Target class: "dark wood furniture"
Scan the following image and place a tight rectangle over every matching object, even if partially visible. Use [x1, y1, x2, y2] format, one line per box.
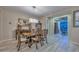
[16, 19, 32, 51]
[16, 19, 48, 51]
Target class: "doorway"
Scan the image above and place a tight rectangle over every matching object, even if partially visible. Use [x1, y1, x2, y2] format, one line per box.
[54, 16, 68, 36]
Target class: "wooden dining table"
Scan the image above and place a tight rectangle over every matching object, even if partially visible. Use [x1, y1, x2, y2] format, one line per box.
[19, 30, 38, 47]
[16, 29, 44, 51]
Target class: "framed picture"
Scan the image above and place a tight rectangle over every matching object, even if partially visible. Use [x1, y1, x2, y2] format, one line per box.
[73, 10, 79, 27]
[18, 18, 29, 25]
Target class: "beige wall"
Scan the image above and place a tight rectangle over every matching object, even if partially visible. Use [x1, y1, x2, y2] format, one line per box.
[0, 8, 37, 41]
[0, 9, 4, 41]
[0, 9, 2, 40]
[39, 16, 46, 29]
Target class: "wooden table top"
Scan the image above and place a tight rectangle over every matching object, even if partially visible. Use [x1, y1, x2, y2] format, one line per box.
[22, 32, 32, 36]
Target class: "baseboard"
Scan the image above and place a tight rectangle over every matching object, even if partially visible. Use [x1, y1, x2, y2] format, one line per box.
[0, 39, 14, 43]
[72, 41, 79, 46]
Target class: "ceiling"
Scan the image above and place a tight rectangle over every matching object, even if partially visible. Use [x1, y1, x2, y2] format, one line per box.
[0, 6, 76, 17]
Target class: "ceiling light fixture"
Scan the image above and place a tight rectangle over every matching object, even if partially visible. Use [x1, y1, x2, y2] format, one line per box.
[32, 6, 36, 9]
[32, 6, 38, 12]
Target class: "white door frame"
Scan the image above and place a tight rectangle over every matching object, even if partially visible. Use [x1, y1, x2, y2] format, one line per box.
[53, 15, 71, 41]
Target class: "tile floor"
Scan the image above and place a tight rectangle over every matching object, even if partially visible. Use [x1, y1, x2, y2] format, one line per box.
[0, 34, 79, 52]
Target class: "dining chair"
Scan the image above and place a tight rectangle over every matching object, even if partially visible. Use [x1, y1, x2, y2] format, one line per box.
[43, 29, 48, 44]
